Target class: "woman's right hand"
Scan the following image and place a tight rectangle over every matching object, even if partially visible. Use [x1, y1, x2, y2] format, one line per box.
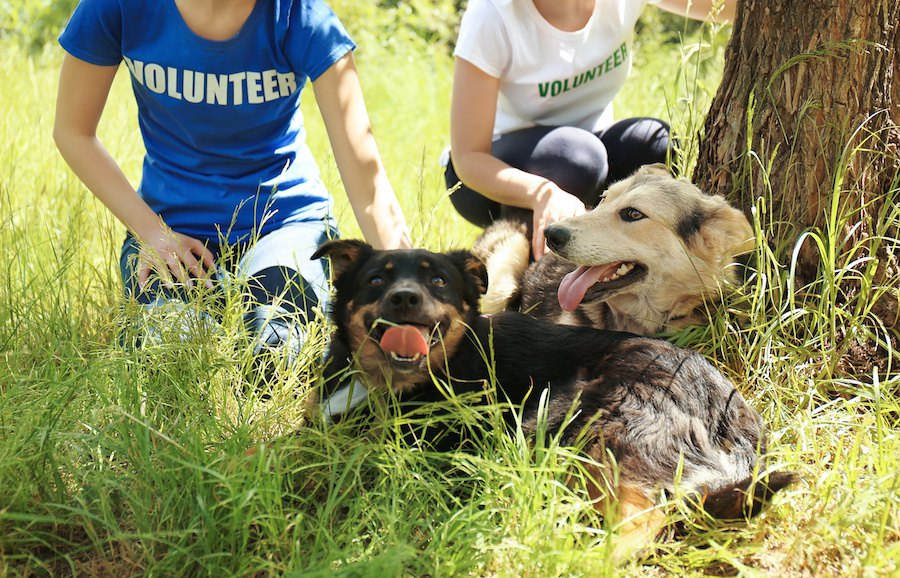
[448, 57, 587, 258]
[530, 181, 587, 260]
[54, 54, 217, 290]
[136, 226, 217, 290]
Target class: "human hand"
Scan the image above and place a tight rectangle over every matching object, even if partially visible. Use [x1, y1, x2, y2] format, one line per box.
[136, 226, 217, 290]
[531, 181, 587, 260]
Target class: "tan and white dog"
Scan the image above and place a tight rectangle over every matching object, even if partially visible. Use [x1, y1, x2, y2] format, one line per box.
[474, 164, 755, 335]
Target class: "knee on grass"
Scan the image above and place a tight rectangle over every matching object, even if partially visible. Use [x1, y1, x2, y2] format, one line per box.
[244, 304, 307, 362]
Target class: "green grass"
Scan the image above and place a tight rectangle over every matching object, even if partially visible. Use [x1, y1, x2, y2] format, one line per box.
[1, 18, 898, 577]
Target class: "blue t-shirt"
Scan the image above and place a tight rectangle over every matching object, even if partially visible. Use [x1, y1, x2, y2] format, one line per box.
[59, 0, 355, 243]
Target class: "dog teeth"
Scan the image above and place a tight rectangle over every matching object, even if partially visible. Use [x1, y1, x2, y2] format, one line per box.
[389, 352, 422, 363]
[601, 263, 635, 283]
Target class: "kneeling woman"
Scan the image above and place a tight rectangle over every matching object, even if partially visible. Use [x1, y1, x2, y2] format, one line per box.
[54, 0, 411, 380]
[445, 0, 734, 259]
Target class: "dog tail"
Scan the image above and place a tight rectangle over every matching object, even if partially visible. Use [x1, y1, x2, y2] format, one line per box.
[702, 471, 797, 520]
[472, 220, 530, 314]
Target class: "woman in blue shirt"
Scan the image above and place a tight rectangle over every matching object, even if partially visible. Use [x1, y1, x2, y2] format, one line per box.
[54, 0, 411, 378]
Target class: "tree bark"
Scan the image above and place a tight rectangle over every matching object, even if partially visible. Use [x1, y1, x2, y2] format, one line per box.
[693, 0, 899, 326]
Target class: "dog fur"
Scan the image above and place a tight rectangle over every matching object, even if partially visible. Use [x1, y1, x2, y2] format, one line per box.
[312, 240, 792, 554]
[473, 164, 754, 335]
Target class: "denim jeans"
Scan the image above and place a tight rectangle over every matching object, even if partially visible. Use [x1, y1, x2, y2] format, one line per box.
[119, 220, 337, 366]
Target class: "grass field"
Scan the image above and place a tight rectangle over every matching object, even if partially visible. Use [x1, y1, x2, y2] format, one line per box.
[0, 13, 898, 578]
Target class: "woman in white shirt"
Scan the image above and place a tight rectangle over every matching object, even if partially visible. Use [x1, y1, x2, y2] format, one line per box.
[446, 0, 735, 259]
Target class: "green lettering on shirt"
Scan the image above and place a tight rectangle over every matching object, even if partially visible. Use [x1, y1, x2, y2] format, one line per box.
[537, 42, 628, 99]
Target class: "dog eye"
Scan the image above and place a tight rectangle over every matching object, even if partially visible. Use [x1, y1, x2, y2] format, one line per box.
[369, 275, 384, 286]
[430, 275, 446, 287]
[620, 208, 646, 222]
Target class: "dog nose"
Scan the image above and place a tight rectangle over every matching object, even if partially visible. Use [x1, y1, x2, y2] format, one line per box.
[544, 224, 570, 252]
[388, 287, 422, 309]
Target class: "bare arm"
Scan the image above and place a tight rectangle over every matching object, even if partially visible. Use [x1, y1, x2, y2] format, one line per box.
[449, 57, 585, 259]
[655, 0, 736, 23]
[53, 53, 214, 287]
[313, 52, 411, 250]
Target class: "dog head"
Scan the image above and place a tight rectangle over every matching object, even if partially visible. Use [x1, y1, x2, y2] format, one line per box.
[312, 240, 487, 393]
[544, 164, 754, 329]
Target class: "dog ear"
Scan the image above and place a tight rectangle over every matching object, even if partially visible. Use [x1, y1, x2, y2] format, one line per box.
[636, 163, 671, 177]
[311, 239, 373, 283]
[692, 201, 755, 262]
[447, 250, 489, 296]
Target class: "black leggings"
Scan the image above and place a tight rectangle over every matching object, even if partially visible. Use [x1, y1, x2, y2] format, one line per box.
[446, 117, 670, 228]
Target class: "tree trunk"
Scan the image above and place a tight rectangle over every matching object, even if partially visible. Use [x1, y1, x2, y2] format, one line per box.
[693, 0, 899, 326]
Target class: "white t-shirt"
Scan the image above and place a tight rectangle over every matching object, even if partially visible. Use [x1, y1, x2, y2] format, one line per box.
[454, 0, 656, 138]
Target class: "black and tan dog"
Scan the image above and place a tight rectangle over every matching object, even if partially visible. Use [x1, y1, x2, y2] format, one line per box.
[311, 240, 792, 553]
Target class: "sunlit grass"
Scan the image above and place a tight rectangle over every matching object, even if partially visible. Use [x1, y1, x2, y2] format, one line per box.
[0, 17, 897, 577]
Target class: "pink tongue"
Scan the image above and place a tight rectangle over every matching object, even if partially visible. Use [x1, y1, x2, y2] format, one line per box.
[379, 325, 430, 357]
[557, 264, 620, 311]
